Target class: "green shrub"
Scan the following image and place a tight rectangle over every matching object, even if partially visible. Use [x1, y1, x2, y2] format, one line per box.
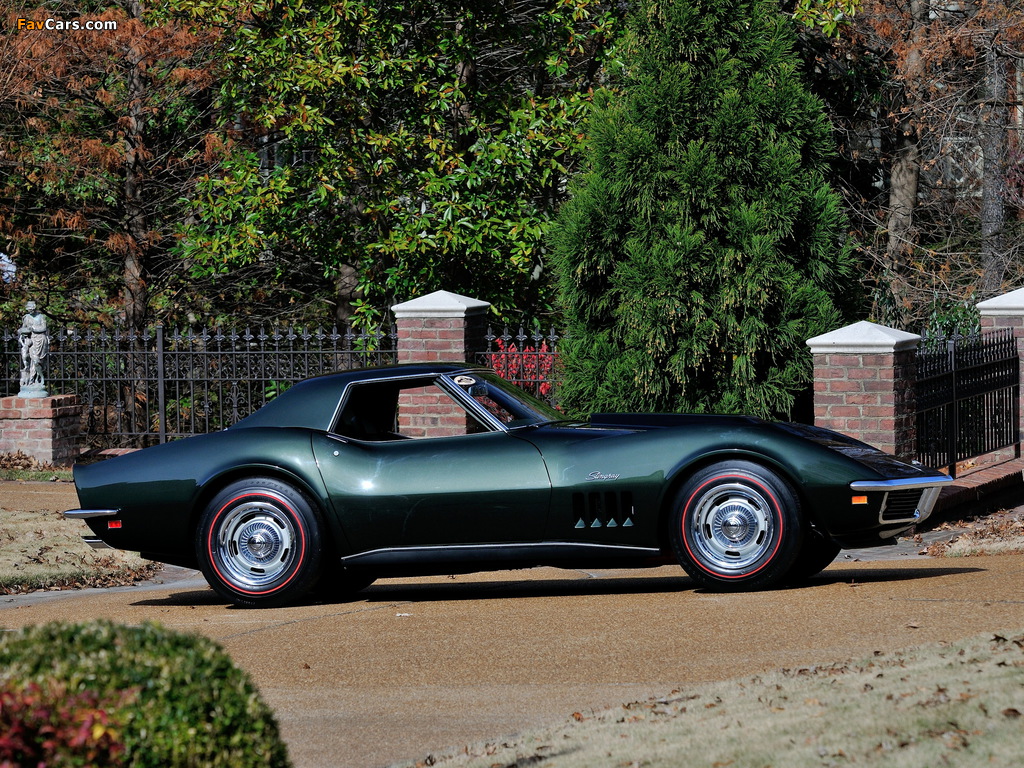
[0, 621, 291, 768]
[549, 0, 859, 420]
[0, 680, 127, 767]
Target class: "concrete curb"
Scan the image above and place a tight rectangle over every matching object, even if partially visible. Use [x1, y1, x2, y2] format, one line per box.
[932, 457, 1024, 515]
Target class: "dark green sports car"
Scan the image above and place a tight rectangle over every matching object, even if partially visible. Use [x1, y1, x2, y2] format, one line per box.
[65, 363, 951, 607]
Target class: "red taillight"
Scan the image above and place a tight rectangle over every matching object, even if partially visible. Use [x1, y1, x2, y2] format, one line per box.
[108, 520, 122, 529]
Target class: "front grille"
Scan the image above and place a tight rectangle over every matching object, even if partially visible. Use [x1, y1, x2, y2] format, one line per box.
[880, 489, 924, 523]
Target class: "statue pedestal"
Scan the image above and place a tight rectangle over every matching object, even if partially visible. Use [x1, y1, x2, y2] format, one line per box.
[0, 394, 83, 466]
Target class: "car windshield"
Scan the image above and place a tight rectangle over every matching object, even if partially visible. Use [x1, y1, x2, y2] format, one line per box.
[444, 371, 564, 428]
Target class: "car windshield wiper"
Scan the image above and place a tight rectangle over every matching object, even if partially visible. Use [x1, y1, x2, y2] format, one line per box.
[529, 418, 589, 428]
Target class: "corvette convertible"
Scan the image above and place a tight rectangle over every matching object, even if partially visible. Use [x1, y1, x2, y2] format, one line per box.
[65, 362, 951, 607]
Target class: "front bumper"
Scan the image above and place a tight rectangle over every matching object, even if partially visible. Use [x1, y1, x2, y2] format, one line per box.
[850, 475, 953, 531]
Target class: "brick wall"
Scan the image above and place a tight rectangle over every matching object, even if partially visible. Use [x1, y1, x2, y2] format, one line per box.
[397, 386, 475, 438]
[395, 317, 486, 365]
[811, 349, 916, 458]
[807, 321, 920, 460]
[392, 290, 491, 366]
[0, 394, 83, 466]
[391, 290, 492, 438]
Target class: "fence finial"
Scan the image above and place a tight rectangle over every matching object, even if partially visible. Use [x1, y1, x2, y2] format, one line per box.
[16, 300, 49, 398]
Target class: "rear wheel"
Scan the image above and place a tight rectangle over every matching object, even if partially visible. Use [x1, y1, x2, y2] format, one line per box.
[197, 478, 323, 608]
[670, 461, 804, 591]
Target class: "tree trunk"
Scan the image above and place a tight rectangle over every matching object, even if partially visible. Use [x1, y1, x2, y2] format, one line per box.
[979, 39, 1009, 294]
[452, 20, 476, 152]
[334, 263, 362, 325]
[122, 0, 149, 334]
[885, 0, 928, 273]
[887, 134, 920, 266]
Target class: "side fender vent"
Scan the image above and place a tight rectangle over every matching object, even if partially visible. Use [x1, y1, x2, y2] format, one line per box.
[573, 491, 635, 530]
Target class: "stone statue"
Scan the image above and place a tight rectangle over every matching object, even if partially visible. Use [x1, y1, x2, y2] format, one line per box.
[17, 301, 49, 397]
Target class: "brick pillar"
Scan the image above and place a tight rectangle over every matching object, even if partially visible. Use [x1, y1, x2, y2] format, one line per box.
[978, 287, 1024, 443]
[392, 290, 491, 364]
[391, 290, 491, 437]
[806, 321, 920, 460]
[0, 394, 83, 466]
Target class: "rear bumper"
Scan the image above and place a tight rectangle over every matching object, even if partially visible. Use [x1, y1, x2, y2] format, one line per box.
[64, 509, 119, 549]
[63, 509, 119, 519]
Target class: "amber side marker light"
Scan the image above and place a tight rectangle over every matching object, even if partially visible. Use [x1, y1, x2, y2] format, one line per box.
[851, 496, 869, 505]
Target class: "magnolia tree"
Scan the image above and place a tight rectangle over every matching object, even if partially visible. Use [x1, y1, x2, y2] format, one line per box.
[168, 0, 624, 326]
[550, 0, 859, 420]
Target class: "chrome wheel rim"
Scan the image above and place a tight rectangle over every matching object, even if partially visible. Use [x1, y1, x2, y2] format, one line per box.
[214, 501, 297, 589]
[687, 481, 776, 574]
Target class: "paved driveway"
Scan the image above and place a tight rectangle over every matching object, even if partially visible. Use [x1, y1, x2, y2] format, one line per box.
[6, 553, 1024, 767]
[5, 482, 1024, 767]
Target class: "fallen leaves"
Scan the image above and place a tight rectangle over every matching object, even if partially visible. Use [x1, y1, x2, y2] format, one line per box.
[925, 509, 1024, 557]
[0, 451, 57, 472]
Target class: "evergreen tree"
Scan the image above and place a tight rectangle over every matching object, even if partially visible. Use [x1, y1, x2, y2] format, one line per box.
[550, 0, 859, 420]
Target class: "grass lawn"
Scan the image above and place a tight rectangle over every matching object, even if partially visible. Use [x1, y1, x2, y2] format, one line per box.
[401, 629, 1024, 768]
[0, 462, 156, 594]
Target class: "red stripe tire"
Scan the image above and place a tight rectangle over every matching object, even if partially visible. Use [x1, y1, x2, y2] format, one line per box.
[197, 478, 323, 608]
[669, 460, 804, 591]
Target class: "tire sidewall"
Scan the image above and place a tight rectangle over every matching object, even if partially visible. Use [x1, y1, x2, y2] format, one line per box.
[197, 478, 323, 607]
[670, 461, 803, 590]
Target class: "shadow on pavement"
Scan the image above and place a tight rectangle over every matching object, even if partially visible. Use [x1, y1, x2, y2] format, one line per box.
[361, 574, 693, 603]
[128, 564, 986, 608]
[807, 565, 985, 586]
[131, 589, 223, 607]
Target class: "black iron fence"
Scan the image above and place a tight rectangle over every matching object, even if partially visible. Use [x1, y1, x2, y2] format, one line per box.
[915, 328, 1020, 476]
[477, 324, 563, 406]
[1, 324, 396, 447]
[17, 314, 1018, 471]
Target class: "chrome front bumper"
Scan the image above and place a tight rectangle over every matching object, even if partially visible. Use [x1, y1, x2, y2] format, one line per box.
[850, 476, 953, 527]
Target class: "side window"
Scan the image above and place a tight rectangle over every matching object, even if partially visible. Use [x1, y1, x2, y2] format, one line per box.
[334, 378, 490, 441]
[333, 382, 400, 440]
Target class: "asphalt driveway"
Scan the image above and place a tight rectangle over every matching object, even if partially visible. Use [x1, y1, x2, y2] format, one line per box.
[4, 483, 1024, 767]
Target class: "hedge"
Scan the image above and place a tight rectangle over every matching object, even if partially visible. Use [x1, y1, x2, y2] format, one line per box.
[0, 621, 291, 768]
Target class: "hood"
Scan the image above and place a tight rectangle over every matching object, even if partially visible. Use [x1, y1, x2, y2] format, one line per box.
[772, 421, 944, 479]
[588, 413, 763, 430]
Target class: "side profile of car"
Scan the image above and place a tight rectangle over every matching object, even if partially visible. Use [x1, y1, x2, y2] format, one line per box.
[65, 363, 952, 607]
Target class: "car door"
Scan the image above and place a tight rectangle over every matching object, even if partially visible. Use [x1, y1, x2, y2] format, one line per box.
[310, 376, 551, 553]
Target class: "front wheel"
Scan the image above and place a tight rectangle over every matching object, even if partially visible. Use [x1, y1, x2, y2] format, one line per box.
[197, 478, 323, 608]
[670, 461, 804, 591]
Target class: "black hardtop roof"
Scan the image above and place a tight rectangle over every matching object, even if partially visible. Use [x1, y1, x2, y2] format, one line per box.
[230, 362, 489, 431]
[309, 360, 486, 382]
